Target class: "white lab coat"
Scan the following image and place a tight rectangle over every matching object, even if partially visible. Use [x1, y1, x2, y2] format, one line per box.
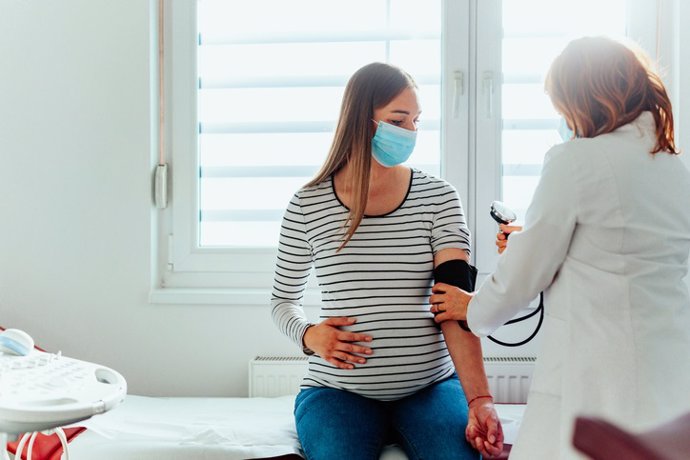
[468, 112, 690, 459]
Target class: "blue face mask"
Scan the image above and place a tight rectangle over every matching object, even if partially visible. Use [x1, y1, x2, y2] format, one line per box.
[557, 117, 574, 142]
[371, 120, 417, 167]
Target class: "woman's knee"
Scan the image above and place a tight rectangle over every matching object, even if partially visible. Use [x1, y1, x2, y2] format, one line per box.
[294, 387, 388, 460]
[390, 377, 477, 459]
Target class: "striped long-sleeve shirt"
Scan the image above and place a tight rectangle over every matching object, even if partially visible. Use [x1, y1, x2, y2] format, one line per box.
[270, 169, 471, 401]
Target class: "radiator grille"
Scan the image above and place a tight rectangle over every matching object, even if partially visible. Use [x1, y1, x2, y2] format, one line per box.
[249, 355, 535, 403]
[248, 356, 309, 397]
[484, 356, 535, 403]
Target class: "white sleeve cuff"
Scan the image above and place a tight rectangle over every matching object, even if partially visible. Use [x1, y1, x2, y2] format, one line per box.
[467, 296, 501, 337]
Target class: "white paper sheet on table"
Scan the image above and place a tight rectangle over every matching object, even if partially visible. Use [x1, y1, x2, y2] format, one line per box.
[66, 395, 523, 460]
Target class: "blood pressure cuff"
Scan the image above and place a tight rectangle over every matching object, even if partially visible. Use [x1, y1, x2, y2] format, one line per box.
[433, 259, 478, 332]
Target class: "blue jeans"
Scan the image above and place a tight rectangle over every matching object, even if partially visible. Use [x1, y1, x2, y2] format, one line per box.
[294, 375, 479, 460]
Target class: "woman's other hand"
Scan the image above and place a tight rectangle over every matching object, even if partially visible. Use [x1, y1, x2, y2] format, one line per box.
[303, 317, 373, 369]
[429, 284, 473, 322]
[496, 224, 523, 254]
[466, 399, 504, 457]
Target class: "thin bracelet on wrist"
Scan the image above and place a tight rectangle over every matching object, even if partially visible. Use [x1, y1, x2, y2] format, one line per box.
[467, 395, 493, 407]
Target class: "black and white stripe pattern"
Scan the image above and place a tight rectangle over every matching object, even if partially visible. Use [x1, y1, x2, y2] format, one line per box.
[271, 169, 471, 400]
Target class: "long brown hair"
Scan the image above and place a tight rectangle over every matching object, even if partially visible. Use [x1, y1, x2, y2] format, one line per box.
[306, 62, 417, 249]
[545, 36, 677, 154]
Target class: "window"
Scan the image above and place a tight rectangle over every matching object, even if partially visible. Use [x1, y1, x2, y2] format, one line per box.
[156, 0, 664, 302]
[196, 0, 443, 248]
[473, 0, 634, 271]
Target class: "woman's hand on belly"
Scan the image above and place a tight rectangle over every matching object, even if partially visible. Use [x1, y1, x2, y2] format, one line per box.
[303, 317, 373, 369]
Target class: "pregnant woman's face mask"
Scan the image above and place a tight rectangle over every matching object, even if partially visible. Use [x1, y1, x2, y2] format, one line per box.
[371, 120, 417, 167]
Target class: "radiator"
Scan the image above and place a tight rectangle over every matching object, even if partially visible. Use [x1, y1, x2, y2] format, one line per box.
[483, 356, 535, 404]
[249, 356, 535, 403]
[248, 356, 309, 398]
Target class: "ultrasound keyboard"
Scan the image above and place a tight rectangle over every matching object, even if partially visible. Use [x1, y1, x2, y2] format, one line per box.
[0, 349, 126, 434]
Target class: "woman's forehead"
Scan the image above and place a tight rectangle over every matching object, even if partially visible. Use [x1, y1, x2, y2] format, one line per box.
[377, 87, 421, 114]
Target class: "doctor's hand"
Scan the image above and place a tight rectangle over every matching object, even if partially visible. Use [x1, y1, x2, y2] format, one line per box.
[429, 283, 473, 322]
[496, 224, 522, 254]
[466, 399, 504, 458]
[303, 317, 373, 370]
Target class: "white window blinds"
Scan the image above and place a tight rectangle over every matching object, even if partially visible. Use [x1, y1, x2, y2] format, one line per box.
[498, 0, 627, 217]
[196, 0, 443, 247]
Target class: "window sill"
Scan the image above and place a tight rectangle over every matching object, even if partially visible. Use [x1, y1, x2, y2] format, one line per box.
[148, 287, 323, 306]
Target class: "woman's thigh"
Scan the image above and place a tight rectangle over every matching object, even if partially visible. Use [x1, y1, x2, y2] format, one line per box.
[389, 376, 479, 460]
[294, 386, 389, 460]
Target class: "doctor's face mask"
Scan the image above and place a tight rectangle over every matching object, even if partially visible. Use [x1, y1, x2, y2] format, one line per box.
[558, 117, 575, 142]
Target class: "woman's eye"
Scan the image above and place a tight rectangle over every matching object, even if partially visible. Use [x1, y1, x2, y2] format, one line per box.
[389, 120, 403, 126]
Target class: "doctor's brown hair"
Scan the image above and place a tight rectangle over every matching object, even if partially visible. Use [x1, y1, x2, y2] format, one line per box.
[545, 36, 678, 154]
[306, 62, 417, 249]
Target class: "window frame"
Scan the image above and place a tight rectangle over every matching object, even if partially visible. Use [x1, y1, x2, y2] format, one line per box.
[471, 0, 666, 275]
[153, 0, 469, 303]
[153, 0, 668, 304]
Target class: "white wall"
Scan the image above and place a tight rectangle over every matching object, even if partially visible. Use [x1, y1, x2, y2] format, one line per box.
[678, 1, 690, 162]
[0, 0, 299, 397]
[1, 1, 689, 397]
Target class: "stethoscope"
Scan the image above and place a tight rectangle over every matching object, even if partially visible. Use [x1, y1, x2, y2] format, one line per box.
[485, 201, 544, 347]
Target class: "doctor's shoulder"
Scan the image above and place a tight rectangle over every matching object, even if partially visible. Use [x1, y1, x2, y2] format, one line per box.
[544, 133, 607, 162]
[539, 140, 591, 180]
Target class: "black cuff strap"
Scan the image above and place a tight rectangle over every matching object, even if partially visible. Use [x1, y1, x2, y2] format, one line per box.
[433, 259, 477, 291]
[433, 259, 478, 332]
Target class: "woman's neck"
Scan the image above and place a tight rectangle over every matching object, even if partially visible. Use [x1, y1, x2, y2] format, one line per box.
[336, 162, 404, 192]
[334, 162, 411, 215]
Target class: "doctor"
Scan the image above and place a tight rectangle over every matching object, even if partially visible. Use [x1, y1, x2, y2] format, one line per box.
[430, 36, 690, 458]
